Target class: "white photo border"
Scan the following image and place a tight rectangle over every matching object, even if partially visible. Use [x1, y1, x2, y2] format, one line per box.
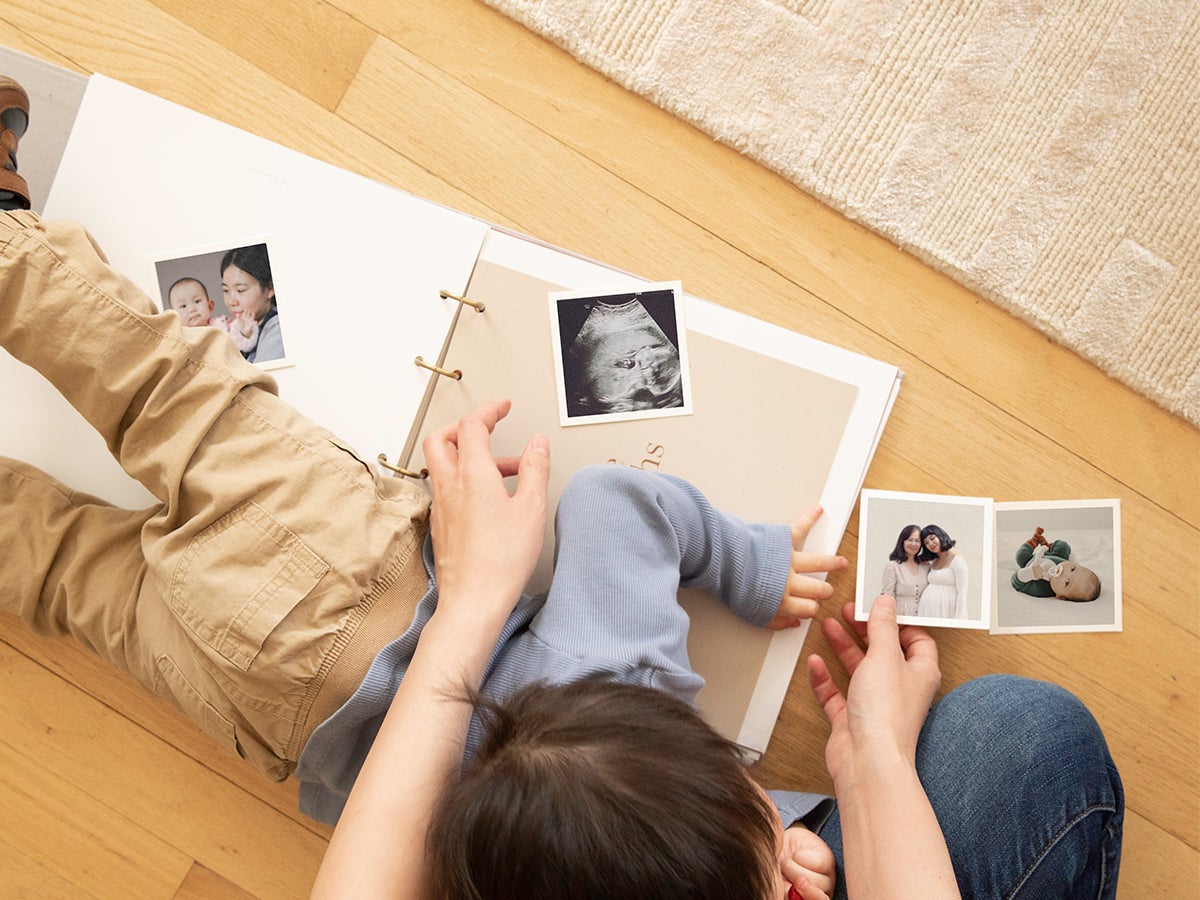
[991, 499, 1122, 634]
[856, 488, 993, 630]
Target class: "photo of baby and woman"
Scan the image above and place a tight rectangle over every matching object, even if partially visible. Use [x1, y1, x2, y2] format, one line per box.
[857, 490, 1122, 633]
[151, 239, 289, 369]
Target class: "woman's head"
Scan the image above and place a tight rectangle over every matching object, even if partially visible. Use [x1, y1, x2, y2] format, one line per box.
[888, 525, 923, 563]
[918, 524, 955, 561]
[428, 678, 781, 900]
[220, 244, 274, 322]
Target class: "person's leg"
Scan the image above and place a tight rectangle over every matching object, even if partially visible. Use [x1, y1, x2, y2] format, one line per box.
[816, 674, 1124, 899]
[0, 457, 155, 657]
[0, 211, 432, 777]
[1048, 539, 1073, 559]
[0, 211, 277, 496]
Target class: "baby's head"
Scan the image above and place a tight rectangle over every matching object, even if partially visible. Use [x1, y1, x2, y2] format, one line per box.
[429, 679, 785, 899]
[167, 277, 214, 327]
[1050, 562, 1101, 602]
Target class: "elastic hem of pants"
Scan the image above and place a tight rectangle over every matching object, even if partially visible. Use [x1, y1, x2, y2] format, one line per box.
[285, 517, 429, 762]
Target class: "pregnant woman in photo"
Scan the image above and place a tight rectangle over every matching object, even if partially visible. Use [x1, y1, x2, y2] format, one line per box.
[918, 525, 968, 619]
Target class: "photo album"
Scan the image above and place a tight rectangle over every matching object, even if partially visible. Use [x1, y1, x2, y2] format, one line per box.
[0, 45, 1124, 771]
[0, 58, 904, 759]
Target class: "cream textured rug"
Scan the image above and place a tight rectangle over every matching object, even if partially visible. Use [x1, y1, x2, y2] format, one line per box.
[484, 0, 1200, 425]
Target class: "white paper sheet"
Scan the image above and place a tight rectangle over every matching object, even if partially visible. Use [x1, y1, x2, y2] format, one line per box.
[2, 75, 489, 508]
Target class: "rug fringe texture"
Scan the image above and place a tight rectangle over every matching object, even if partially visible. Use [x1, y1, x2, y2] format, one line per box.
[485, 0, 1200, 425]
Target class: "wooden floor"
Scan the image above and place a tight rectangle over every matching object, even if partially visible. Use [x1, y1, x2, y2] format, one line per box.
[1, 0, 1196, 897]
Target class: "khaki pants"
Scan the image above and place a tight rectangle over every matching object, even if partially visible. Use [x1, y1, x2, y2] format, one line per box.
[0, 211, 430, 780]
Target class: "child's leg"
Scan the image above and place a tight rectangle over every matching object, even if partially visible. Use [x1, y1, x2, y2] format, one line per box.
[0, 211, 274, 498]
[0, 457, 155, 658]
[816, 675, 1123, 900]
[0, 212, 431, 777]
[1047, 539, 1073, 559]
[1015, 542, 1036, 567]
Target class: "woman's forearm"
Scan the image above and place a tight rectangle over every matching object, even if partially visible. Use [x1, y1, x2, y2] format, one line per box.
[310, 601, 509, 900]
[834, 749, 960, 900]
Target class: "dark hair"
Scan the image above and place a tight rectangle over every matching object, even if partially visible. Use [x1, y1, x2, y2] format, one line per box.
[428, 679, 779, 900]
[917, 524, 956, 562]
[888, 524, 922, 563]
[167, 276, 208, 299]
[220, 244, 274, 299]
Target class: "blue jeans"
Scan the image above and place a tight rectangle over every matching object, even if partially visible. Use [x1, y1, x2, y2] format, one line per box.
[816, 674, 1124, 899]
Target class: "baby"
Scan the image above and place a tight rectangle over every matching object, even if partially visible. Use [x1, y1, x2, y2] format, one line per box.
[1012, 527, 1101, 602]
[167, 276, 259, 354]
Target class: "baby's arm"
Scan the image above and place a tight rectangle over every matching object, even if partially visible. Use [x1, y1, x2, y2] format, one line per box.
[228, 314, 260, 353]
[1016, 545, 1052, 582]
[207, 315, 260, 353]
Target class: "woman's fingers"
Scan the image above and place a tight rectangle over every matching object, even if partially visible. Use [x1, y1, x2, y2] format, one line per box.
[805, 654, 846, 726]
[821, 614, 866, 676]
[513, 434, 551, 504]
[423, 400, 514, 483]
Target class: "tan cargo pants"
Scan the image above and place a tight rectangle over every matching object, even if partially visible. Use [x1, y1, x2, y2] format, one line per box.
[0, 211, 430, 780]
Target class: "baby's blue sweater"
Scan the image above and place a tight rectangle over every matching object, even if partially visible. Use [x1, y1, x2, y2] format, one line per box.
[294, 466, 828, 827]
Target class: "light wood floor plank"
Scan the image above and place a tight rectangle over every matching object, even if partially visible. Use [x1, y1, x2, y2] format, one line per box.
[0, 643, 326, 899]
[0, 836, 97, 899]
[172, 862, 259, 900]
[0, 708, 194, 898]
[144, 0, 375, 111]
[333, 0, 1200, 526]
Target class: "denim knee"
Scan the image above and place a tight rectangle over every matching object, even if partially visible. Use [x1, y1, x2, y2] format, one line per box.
[919, 674, 1120, 804]
[918, 674, 1124, 898]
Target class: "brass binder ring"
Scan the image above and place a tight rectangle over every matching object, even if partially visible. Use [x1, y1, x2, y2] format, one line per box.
[377, 453, 428, 479]
[414, 356, 463, 380]
[439, 289, 485, 312]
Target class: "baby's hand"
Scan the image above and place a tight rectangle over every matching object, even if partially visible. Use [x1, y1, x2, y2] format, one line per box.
[232, 312, 256, 338]
[767, 505, 848, 630]
[779, 824, 836, 900]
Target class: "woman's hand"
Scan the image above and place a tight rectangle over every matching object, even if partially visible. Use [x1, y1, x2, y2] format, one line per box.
[312, 400, 549, 900]
[767, 505, 848, 630]
[422, 399, 550, 624]
[807, 596, 940, 780]
[804, 597, 960, 900]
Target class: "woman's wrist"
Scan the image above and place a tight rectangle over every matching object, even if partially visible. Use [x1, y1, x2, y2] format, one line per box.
[424, 592, 514, 666]
[830, 741, 917, 797]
